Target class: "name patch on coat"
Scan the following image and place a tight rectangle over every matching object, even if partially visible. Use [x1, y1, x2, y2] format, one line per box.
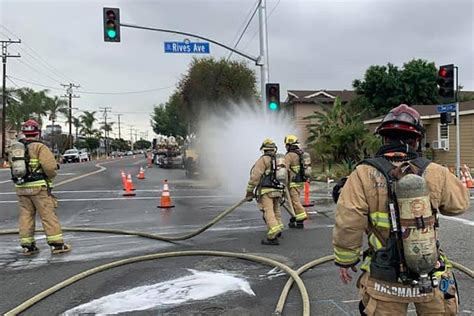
[374, 282, 427, 298]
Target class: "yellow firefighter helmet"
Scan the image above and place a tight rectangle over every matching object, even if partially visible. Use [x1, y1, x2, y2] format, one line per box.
[284, 134, 299, 146]
[260, 138, 277, 152]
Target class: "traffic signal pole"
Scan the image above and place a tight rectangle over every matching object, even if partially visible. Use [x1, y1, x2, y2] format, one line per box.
[258, 0, 270, 110]
[455, 66, 460, 177]
[115, 1, 270, 109]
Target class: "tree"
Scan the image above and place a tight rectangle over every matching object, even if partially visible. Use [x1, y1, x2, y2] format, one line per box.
[72, 117, 82, 139]
[151, 92, 187, 137]
[45, 96, 68, 131]
[110, 138, 130, 151]
[177, 57, 258, 130]
[80, 111, 99, 137]
[306, 97, 381, 165]
[134, 139, 151, 150]
[353, 59, 439, 115]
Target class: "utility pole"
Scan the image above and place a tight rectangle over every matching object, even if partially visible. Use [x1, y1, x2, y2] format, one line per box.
[116, 114, 123, 139]
[100, 107, 112, 155]
[61, 83, 80, 149]
[258, 0, 270, 109]
[1, 38, 21, 160]
[129, 125, 134, 150]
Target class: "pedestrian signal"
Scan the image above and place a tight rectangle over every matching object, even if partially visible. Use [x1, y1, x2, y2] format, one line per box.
[266, 83, 280, 111]
[103, 8, 121, 42]
[437, 64, 454, 98]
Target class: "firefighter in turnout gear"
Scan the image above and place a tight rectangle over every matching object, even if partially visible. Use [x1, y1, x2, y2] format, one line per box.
[246, 138, 285, 245]
[8, 120, 71, 255]
[284, 135, 308, 228]
[332, 105, 469, 315]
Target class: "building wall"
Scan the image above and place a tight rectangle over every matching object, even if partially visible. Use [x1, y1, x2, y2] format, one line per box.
[293, 103, 325, 147]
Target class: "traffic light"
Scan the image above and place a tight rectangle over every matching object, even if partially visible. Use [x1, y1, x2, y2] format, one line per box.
[266, 83, 280, 111]
[437, 64, 454, 98]
[103, 8, 121, 42]
[440, 112, 452, 125]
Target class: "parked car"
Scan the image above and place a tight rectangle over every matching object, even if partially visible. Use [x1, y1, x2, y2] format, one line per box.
[126, 151, 134, 156]
[62, 149, 80, 163]
[78, 149, 91, 162]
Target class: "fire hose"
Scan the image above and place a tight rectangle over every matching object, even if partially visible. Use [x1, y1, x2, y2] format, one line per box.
[0, 198, 472, 315]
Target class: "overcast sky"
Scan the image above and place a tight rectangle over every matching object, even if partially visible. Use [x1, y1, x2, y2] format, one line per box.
[1, 0, 473, 140]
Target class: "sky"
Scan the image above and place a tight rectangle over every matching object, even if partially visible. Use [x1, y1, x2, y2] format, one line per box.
[1, 0, 473, 141]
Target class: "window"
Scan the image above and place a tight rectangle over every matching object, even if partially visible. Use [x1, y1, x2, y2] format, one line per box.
[438, 124, 449, 140]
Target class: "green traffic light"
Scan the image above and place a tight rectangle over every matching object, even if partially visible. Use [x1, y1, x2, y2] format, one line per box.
[107, 29, 117, 39]
[269, 102, 278, 111]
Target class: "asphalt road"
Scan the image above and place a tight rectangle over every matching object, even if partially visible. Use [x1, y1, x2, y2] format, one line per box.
[0, 157, 472, 315]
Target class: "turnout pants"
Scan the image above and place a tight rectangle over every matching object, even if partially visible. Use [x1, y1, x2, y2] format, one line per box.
[17, 187, 64, 246]
[258, 193, 283, 239]
[289, 187, 307, 221]
[359, 272, 458, 315]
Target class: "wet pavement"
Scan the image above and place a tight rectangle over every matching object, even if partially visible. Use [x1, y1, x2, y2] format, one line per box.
[0, 157, 472, 315]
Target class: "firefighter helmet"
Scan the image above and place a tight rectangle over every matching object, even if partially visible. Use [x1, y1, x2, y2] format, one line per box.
[260, 138, 277, 152]
[21, 119, 41, 137]
[284, 134, 299, 145]
[376, 104, 425, 139]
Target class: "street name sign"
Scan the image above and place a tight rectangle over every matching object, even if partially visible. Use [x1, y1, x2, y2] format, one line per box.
[436, 103, 456, 113]
[164, 41, 210, 54]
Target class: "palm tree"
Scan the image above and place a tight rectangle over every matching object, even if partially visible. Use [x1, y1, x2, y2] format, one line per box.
[80, 111, 99, 137]
[72, 117, 82, 140]
[45, 96, 68, 134]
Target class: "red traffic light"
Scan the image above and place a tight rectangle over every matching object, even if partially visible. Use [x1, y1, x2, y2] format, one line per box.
[438, 67, 448, 78]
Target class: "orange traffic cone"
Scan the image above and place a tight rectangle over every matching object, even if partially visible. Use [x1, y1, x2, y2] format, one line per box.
[128, 173, 136, 191]
[121, 170, 127, 190]
[158, 179, 175, 208]
[123, 174, 136, 197]
[302, 180, 314, 207]
[460, 170, 468, 188]
[137, 167, 146, 180]
[463, 165, 473, 188]
[147, 155, 153, 168]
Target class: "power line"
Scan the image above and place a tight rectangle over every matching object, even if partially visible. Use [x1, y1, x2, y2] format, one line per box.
[15, 46, 68, 83]
[242, 0, 280, 51]
[7, 75, 174, 95]
[226, 0, 260, 61]
[0, 24, 76, 83]
[5, 76, 21, 88]
[15, 58, 63, 85]
[6, 75, 63, 90]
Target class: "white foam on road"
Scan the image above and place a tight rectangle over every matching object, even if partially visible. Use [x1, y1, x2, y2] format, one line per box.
[440, 214, 474, 226]
[63, 269, 255, 315]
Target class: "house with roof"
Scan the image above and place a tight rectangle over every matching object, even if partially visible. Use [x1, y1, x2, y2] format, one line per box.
[364, 100, 474, 167]
[284, 89, 356, 146]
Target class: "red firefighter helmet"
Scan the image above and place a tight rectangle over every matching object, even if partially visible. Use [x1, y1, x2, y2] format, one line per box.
[375, 104, 425, 139]
[21, 119, 41, 137]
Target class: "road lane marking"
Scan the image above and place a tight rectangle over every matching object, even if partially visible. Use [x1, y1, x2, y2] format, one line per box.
[57, 173, 77, 176]
[0, 189, 210, 195]
[0, 195, 232, 204]
[439, 214, 474, 226]
[0, 180, 11, 184]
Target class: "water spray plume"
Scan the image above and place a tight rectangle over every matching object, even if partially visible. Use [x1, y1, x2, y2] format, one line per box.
[198, 103, 297, 195]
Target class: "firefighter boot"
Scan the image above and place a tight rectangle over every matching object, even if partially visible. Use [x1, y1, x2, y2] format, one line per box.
[289, 217, 304, 229]
[261, 238, 279, 245]
[22, 244, 39, 256]
[50, 243, 72, 255]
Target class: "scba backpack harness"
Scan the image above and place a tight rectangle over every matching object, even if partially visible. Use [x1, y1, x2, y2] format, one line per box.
[9, 140, 45, 185]
[361, 156, 443, 294]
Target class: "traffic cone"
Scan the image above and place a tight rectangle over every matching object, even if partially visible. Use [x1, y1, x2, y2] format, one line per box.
[121, 170, 127, 190]
[147, 155, 153, 168]
[158, 179, 175, 208]
[128, 173, 136, 191]
[463, 165, 473, 188]
[123, 174, 136, 197]
[302, 180, 314, 207]
[137, 167, 146, 180]
[460, 170, 467, 188]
